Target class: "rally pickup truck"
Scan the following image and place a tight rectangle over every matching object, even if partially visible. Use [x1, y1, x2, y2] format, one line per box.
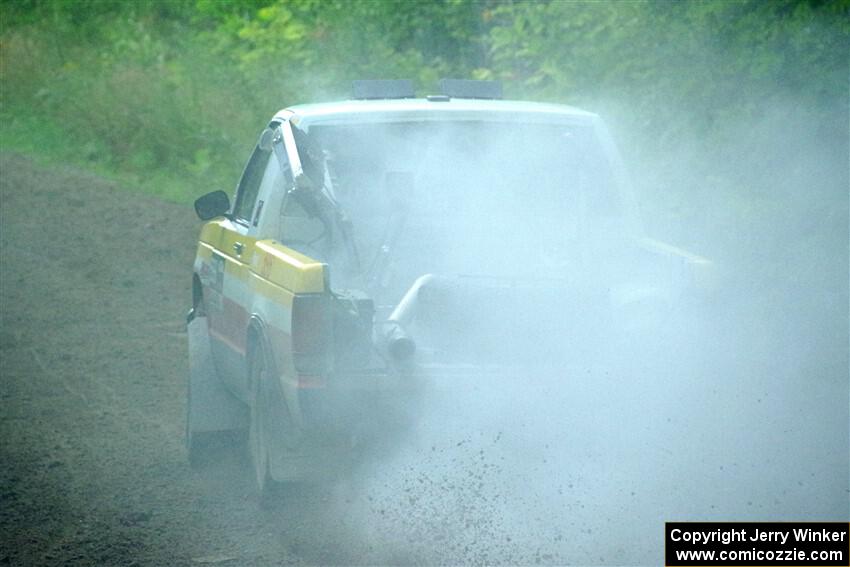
[185, 79, 715, 497]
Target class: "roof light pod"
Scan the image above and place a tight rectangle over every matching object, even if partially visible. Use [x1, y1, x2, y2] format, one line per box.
[439, 78, 502, 100]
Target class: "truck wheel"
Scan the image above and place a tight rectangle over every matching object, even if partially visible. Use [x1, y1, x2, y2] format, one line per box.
[248, 338, 288, 503]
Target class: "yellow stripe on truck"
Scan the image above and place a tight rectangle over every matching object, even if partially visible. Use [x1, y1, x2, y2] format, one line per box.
[252, 240, 325, 294]
[250, 272, 295, 309]
[199, 220, 225, 245]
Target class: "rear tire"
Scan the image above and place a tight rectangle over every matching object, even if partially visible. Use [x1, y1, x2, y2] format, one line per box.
[248, 337, 290, 504]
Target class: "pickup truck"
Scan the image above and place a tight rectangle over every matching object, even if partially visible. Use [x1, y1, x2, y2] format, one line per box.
[185, 80, 714, 499]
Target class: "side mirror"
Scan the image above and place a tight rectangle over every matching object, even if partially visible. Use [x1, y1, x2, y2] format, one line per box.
[194, 190, 230, 221]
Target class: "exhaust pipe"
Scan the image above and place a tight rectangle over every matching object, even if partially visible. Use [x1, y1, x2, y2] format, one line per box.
[379, 274, 437, 362]
[383, 322, 416, 361]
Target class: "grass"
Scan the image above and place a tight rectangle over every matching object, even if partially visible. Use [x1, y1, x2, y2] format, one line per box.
[0, 103, 228, 205]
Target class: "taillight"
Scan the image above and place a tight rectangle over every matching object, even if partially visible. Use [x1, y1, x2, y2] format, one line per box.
[291, 294, 331, 373]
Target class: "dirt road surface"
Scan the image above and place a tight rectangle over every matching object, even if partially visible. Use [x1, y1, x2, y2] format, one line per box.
[0, 153, 333, 566]
[1, 153, 847, 566]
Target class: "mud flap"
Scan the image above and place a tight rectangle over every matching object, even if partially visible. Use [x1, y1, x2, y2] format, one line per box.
[187, 317, 248, 438]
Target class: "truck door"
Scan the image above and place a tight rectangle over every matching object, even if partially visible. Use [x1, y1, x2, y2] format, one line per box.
[208, 131, 274, 396]
[210, 123, 298, 399]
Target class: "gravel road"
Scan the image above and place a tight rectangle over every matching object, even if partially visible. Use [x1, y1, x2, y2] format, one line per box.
[1, 153, 847, 566]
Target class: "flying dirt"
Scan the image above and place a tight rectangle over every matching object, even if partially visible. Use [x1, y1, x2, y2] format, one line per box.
[0, 87, 846, 567]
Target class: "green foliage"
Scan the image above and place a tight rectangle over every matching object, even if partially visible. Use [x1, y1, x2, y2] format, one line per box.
[0, 0, 846, 233]
[1, 2, 263, 200]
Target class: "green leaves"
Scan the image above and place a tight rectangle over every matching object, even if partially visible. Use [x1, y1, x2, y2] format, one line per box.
[1, 0, 846, 219]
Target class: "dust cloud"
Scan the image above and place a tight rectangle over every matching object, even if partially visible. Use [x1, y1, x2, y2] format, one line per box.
[273, 91, 848, 565]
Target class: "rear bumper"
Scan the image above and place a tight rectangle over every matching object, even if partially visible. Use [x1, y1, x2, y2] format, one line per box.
[295, 361, 586, 435]
[298, 367, 418, 434]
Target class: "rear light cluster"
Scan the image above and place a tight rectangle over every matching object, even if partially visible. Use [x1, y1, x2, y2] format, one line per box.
[291, 294, 332, 378]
